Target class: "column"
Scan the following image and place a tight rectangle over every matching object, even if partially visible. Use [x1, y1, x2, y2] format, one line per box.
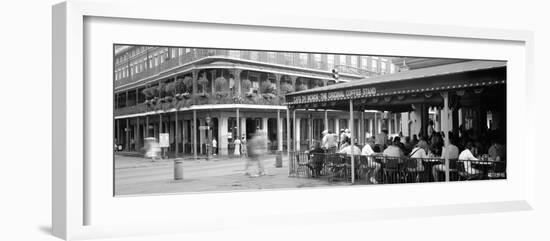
[192, 70, 198, 104]
[135, 117, 140, 150]
[360, 111, 365, 145]
[200, 118, 206, 155]
[193, 110, 197, 160]
[368, 118, 375, 136]
[145, 116, 149, 138]
[308, 115, 313, 148]
[286, 108, 291, 155]
[274, 73, 281, 97]
[210, 69, 217, 94]
[295, 116, 301, 151]
[125, 118, 130, 151]
[236, 108, 240, 138]
[373, 112, 377, 135]
[234, 69, 242, 96]
[219, 115, 229, 155]
[262, 117, 269, 152]
[441, 92, 450, 182]
[277, 110, 283, 151]
[324, 110, 328, 132]
[182, 118, 188, 154]
[262, 117, 268, 133]
[349, 99, 355, 184]
[116, 119, 120, 147]
[240, 116, 247, 140]
[175, 111, 179, 157]
[335, 117, 340, 134]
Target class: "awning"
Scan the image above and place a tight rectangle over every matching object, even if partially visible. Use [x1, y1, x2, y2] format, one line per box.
[285, 60, 506, 111]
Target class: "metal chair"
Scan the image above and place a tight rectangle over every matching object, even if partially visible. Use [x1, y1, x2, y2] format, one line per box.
[382, 157, 402, 184]
[404, 158, 421, 183]
[295, 152, 311, 178]
[457, 160, 483, 181]
[488, 161, 507, 179]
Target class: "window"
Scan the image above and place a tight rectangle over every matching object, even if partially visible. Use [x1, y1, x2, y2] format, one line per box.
[250, 51, 258, 61]
[185, 48, 191, 53]
[313, 54, 322, 68]
[350, 56, 358, 68]
[360, 56, 368, 70]
[284, 52, 293, 65]
[339, 55, 347, 66]
[267, 52, 276, 63]
[327, 55, 334, 69]
[381, 61, 387, 73]
[154, 55, 159, 66]
[299, 53, 308, 67]
[229, 50, 240, 58]
[171, 48, 177, 58]
[371, 58, 378, 71]
[390, 63, 396, 73]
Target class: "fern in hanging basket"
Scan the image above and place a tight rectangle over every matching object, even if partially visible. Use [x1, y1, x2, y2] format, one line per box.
[165, 82, 176, 96]
[241, 78, 252, 94]
[214, 76, 228, 93]
[157, 83, 167, 98]
[182, 76, 193, 93]
[198, 75, 209, 94]
[296, 83, 308, 92]
[260, 81, 276, 94]
[280, 82, 294, 94]
[142, 88, 153, 99]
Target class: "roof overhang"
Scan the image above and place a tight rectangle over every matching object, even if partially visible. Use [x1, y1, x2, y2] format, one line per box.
[286, 60, 506, 112]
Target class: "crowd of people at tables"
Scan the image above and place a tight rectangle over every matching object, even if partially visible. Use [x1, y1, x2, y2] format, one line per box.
[308, 122, 506, 184]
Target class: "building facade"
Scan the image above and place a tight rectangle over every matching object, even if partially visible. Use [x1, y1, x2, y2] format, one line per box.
[113, 46, 397, 156]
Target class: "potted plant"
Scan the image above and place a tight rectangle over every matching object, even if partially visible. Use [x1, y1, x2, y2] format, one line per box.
[197, 75, 209, 96]
[280, 82, 294, 95]
[297, 83, 308, 92]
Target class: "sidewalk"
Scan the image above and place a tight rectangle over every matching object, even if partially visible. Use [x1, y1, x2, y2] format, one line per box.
[114, 154, 348, 195]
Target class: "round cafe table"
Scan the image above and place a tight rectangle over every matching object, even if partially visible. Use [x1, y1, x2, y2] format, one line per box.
[471, 160, 495, 179]
[421, 158, 442, 182]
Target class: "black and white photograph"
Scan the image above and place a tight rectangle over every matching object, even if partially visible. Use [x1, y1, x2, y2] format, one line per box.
[113, 46, 507, 195]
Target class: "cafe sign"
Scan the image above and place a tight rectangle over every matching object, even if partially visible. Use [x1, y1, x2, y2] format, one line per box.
[293, 87, 377, 103]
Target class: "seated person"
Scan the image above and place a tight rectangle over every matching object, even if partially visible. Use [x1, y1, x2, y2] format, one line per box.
[361, 138, 380, 183]
[383, 139, 404, 159]
[339, 136, 350, 151]
[408, 140, 429, 172]
[432, 137, 460, 181]
[308, 141, 326, 177]
[338, 137, 361, 155]
[488, 139, 505, 162]
[459, 141, 482, 175]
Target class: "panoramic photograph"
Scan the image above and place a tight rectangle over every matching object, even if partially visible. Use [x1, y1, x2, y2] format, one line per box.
[113, 45, 507, 196]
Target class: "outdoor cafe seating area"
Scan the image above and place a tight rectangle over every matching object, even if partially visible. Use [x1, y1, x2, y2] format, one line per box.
[288, 151, 506, 184]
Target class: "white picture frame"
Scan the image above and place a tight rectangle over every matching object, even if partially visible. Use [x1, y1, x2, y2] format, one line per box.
[52, 0, 535, 240]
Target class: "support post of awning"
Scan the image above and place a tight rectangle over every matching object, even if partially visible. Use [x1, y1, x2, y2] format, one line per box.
[324, 110, 328, 133]
[441, 92, 450, 182]
[286, 108, 291, 157]
[293, 109, 297, 152]
[349, 99, 355, 184]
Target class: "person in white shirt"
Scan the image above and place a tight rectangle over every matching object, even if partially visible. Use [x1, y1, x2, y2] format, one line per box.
[432, 137, 460, 181]
[408, 140, 428, 172]
[338, 138, 361, 155]
[459, 142, 481, 175]
[361, 138, 380, 184]
[212, 138, 217, 155]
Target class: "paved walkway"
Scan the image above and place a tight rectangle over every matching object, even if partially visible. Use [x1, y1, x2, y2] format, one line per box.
[115, 154, 349, 195]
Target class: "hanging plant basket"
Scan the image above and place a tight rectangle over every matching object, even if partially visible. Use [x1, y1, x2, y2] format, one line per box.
[164, 96, 173, 102]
